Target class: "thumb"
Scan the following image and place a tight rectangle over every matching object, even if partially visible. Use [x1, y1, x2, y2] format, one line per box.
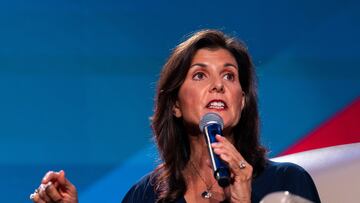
[58, 170, 70, 187]
[58, 170, 76, 192]
[58, 170, 66, 184]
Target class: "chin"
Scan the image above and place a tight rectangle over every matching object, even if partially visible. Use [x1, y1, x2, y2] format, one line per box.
[223, 117, 240, 128]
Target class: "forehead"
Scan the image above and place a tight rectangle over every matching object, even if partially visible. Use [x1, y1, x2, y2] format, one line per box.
[190, 48, 238, 69]
[191, 48, 237, 64]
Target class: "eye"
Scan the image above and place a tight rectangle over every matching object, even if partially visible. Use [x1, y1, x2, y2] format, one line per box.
[223, 72, 235, 81]
[192, 72, 206, 80]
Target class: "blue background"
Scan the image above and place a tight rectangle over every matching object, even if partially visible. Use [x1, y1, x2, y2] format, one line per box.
[0, 1, 359, 202]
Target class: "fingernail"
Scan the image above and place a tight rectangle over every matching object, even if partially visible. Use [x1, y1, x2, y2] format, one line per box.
[39, 184, 46, 191]
[29, 193, 35, 200]
[45, 181, 52, 188]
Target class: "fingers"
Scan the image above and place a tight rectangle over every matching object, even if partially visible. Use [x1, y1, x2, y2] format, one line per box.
[56, 170, 67, 185]
[30, 182, 63, 203]
[211, 135, 253, 178]
[59, 171, 78, 194]
[31, 170, 78, 203]
[57, 170, 77, 192]
[212, 135, 239, 155]
[42, 170, 62, 184]
[38, 183, 52, 202]
[32, 170, 65, 203]
[30, 190, 45, 203]
[42, 170, 76, 192]
[45, 182, 63, 202]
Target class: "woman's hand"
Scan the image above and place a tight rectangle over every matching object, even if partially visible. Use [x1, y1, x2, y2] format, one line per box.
[30, 170, 78, 203]
[211, 135, 253, 203]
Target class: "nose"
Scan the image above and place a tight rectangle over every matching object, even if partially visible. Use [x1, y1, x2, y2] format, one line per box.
[210, 77, 224, 93]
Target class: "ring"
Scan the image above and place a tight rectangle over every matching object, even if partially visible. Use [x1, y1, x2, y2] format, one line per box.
[239, 161, 246, 169]
[30, 188, 39, 200]
[29, 193, 36, 200]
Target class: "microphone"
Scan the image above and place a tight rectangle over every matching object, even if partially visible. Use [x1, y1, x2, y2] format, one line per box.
[260, 191, 314, 203]
[199, 112, 230, 187]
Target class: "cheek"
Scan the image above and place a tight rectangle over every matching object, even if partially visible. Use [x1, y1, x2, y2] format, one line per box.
[228, 96, 244, 127]
[177, 89, 193, 116]
[179, 84, 201, 106]
[230, 89, 245, 115]
[178, 88, 190, 106]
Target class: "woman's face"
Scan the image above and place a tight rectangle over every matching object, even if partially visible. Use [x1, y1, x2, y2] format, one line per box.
[173, 48, 245, 132]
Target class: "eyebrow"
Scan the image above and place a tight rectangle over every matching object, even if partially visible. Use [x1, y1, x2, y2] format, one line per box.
[224, 63, 238, 69]
[190, 63, 238, 69]
[190, 63, 206, 68]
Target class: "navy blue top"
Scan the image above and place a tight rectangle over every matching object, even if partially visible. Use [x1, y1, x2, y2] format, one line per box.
[122, 161, 321, 203]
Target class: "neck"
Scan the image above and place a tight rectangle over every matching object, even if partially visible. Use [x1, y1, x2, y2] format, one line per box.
[187, 131, 234, 165]
[188, 134, 209, 166]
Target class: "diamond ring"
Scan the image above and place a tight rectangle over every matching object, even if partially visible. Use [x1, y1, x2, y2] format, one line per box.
[239, 161, 246, 169]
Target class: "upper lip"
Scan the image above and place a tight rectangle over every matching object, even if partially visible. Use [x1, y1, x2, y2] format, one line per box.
[206, 99, 227, 108]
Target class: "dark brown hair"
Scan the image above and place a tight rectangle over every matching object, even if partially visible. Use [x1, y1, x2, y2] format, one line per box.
[151, 29, 266, 202]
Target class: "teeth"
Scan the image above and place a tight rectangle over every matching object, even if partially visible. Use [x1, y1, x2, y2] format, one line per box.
[208, 101, 225, 109]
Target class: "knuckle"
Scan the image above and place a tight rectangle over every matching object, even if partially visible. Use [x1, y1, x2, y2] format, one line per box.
[45, 184, 52, 193]
[239, 175, 248, 181]
[52, 195, 62, 202]
[45, 183, 63, 202]
[38, 188, 50, 202]
[38, 185, 45, 194]
[46, 170, 54, 176]
[43, 171, 54, 180]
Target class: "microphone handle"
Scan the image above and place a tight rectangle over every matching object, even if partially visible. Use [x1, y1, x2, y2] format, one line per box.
[204, 123, 230, 187]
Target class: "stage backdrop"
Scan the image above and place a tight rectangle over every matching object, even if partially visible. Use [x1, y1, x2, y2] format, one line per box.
[0, 1, 359, 202]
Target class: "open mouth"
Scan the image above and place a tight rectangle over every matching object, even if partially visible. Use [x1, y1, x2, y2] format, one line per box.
[206, 100, 227, 110]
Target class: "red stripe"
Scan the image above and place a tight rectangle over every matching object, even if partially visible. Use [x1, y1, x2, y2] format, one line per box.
[281, 96, 360, 155]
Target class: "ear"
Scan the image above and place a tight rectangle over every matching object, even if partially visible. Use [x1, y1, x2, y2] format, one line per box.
[173, 100, 182, 118]
[241, 91, 246, 111]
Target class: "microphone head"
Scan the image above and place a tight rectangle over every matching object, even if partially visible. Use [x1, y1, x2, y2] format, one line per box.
[199, 112, 224, 133]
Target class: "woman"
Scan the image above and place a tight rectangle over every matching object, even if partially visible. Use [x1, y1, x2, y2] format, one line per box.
[30, 30, 320, 203]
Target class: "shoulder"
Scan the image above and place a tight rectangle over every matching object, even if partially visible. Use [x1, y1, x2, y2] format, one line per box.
[267, 160, 309, 177]
[264, 160, 318, 190]
[254, 160, 312, 186]
[121, 172, 156, 203]
[253, 160, 321, 203]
